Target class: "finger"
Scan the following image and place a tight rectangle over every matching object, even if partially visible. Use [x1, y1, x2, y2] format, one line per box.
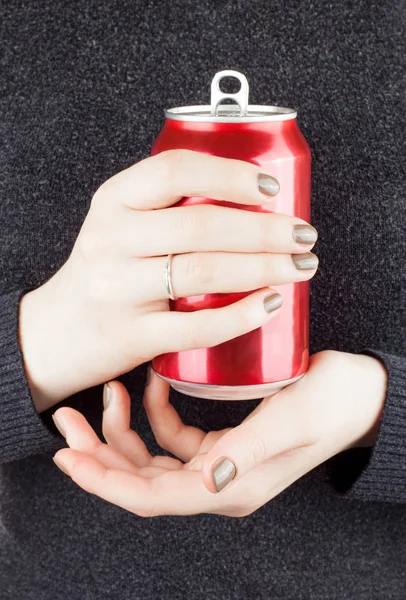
[52, 407, 139, 474]
[143, 368, 205, 462]
[211, 445, 322, 518]
[182, 431, 233, 473]
[137, 287, 283, 356]
[102, 381, 152, 467]
[139, 251, 318, 302]
[53, 445, 321, 518]
[117, 205, 317, 257]
[201, 389, 315, 493]
[53, 449, 219, 517]
[93, 150, 280, 211]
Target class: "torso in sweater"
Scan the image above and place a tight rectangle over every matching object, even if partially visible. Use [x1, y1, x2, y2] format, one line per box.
[0, 1, 405, 598]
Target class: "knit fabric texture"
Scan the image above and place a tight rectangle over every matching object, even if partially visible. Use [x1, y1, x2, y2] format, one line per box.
[0, 0, 405, 598]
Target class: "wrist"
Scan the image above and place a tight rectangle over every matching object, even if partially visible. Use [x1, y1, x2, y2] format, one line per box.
[19, 266, 83, 412]
[352, 354, 388, 448]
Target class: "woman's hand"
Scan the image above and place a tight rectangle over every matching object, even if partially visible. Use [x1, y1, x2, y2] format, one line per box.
[19, 150, 318, 411]
[52, 350, 387, 517]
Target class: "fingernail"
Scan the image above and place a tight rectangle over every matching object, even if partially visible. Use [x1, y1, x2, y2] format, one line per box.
[258, 173, 280, 197]
[52, 414, 66, 438]
[263, 292, 283, 313]
[53, 456, 70, 477]
[292, 253, 319, 271]
[103, 383, 112, 410]
[293, 224, 318, 245]
[212, 458, 237, 492]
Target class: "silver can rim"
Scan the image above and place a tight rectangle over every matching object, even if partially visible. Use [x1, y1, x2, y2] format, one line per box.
[165, 104, 297, 123]
[153, 370, 304, 401]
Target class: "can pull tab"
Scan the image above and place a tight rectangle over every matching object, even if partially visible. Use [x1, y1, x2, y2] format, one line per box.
[210, 70, 249, 117]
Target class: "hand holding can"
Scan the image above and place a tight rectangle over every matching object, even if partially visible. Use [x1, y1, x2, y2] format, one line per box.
[19, 146, 317, 411]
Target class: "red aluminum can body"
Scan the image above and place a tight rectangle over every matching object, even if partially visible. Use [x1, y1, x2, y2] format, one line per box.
[152, 72, 311, 400]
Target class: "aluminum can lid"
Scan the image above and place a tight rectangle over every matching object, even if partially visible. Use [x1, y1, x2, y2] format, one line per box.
[165, 70, 297, 123]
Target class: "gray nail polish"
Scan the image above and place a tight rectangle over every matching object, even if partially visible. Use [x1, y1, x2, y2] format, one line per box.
[103, 383, 112, 410]
[292, 253, 319, 270]
[293, 224, 318, 245]
[263, 292, 283, 313]
[258, 173, 280, 197]
[212, 458, 236, 492]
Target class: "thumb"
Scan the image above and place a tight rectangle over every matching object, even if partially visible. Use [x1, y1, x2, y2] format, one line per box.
[201, 392, 308, 493]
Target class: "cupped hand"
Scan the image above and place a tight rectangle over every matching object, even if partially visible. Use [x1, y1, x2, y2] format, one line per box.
[52, 350, 387, 517]
[19, 150, 318, 411]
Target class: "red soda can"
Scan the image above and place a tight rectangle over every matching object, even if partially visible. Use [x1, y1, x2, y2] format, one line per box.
[152, 70, 311, 400]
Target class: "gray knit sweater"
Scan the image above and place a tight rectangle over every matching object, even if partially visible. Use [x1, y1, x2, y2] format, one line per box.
[0, 1, 405, 598]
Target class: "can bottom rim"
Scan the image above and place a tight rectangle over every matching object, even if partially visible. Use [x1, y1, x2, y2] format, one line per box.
[152, 371, 304, 401]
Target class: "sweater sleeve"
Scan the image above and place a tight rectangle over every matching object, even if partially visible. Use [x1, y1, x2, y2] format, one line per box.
[332, 350, 406, 503]
[0, 289, 62, 463]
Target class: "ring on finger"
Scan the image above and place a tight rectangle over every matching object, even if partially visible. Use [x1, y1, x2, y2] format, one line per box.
[165, 253, 177, 301]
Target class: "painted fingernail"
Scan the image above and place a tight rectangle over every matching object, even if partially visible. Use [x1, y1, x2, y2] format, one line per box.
[263, 292, 283, 313]
[52, 414, 66, 438]
[258, 173, 280, 197]
[103, 383, 112, 410]
[53, 456, 70, 477]
[293, 224, 318, 245]
[292, 253, 319, 270]
[212, 458, 237, 492]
